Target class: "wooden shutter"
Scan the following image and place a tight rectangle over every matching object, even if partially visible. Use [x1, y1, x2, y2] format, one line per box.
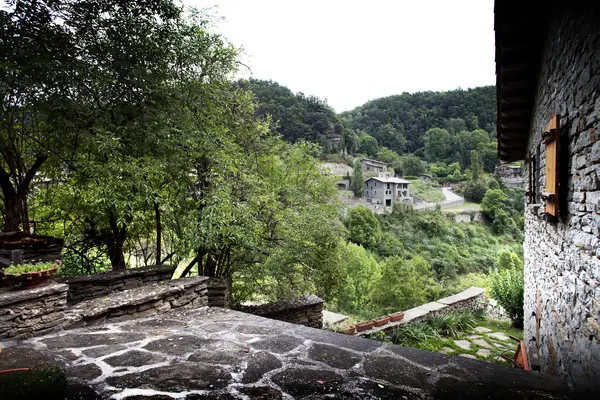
[543, 116, 560, 217]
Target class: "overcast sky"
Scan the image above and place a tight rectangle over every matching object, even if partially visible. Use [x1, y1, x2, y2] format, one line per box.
[185, 0, 496, 112]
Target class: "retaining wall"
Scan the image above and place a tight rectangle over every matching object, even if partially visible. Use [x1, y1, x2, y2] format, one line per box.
[207, 277, 232, 308]
[0, 283, 68, 339]
[65, 276, 208, 329]
[356, 287, 485, 337]
[57, 265, 175, 305]
[239, 295, 324, 328]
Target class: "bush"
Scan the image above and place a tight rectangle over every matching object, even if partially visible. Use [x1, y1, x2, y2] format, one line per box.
[403, 175, 418, 180]
[489, 266, 524, 327]
[462, 180, 488, 202]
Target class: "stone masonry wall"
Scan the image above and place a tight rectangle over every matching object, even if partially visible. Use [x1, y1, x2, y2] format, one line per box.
[524, 4, 600, 392]
[57, 265, 175, 305]
[239, 295, 324, 328]
[0, 283, 68, 339]
[207, 277, 232, 308]
[64, 277, 208, 329]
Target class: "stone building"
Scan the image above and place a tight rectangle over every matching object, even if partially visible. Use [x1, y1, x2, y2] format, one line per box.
[360, 158, 388, 175]
[364, 177, 412, 206]
[495, 164, 524, 189]
[495, 0, 600, 392]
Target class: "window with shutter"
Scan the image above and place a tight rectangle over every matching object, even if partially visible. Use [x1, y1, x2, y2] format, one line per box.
[542, 115, 560, 217]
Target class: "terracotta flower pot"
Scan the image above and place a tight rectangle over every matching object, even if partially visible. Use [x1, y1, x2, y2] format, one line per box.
[373, 316, 390, 327]
[0, 265, 58, 289]
[355, 321, 374, 332]
[345, 326, 356, 335]
[389, 312, 405, 322]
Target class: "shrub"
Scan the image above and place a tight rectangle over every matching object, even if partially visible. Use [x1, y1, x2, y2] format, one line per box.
[391, 322, 440, 347]
[463, 180, 488, 202]
[489, 266, 524, 327]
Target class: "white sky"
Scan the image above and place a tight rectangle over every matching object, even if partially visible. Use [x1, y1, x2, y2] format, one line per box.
[197, 1, 497, 112]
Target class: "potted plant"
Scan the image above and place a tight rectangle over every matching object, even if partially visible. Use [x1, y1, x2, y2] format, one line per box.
[345, 325, 356, 335]
[0, 262, 60, 289]
[389, 312, 405, 322]
[355, 320, 374, 332]
[373, 316, 390, 327]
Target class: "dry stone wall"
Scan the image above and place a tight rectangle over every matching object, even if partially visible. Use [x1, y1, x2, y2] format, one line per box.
[57, 265, 175, 305]
[64, 277, 208, 329]
[524, 5, 600, 393]
[239, 295, 324, 328]
[207, 277, 232, 308]
[0, 283, 68, 339]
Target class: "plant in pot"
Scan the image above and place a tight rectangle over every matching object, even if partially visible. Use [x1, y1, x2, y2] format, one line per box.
[355, 320, 375, 332]
[0, 262, 60, 289]
[389, 312, 405, 322]
[373, 316, 391, 327]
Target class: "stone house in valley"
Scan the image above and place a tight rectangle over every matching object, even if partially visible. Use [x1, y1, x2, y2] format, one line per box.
[495, 0, 600, 392]
[360, 158, 388, 175]
[495, 164, 524, 189]
[364, 177, 412, 206]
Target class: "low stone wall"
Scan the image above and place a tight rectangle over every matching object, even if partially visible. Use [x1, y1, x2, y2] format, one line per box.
[65, 277, 208, 328]
[57, 265, 175, 305]
[207, 277, 232, 308]
[239, 295, 324, 328]
[356, 287, 485, 337]
[0, 283, 68, 339]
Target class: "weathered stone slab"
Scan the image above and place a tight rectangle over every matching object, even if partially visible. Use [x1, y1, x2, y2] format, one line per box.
[143, 335, 214, 355]
[104, 350, 166, 367]
[488, 332, 510, 341]
[454, 340, 471, 350]
[437, 287, 485, 306]
[420, 301, 447, 312]
[474, 326, 492, 333]
[476, 349, 492, 358]
[271, 368, 343, 397]
[250, 335, 303, 354]
[242, 351, 282, 383]
[308, 343, 361, 369]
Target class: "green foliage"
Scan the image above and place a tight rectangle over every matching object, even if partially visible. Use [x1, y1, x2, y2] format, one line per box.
[328, 241, 382, 316]
[424, 128, 452, 162]
[346, 205, 381, 249]
[401, 155, 425, 176]
[429, 312, 477, 338]
[391, 323, 440, 347]
[489, 266, 524, 327]
[351, 160, 365, 197]
[462, 180, 488, 203]
[341, 87, 496, 154]
[2, 262, 57, 275]
[410, 180, 445, 203]
[470, 150, 482, 182]
[357, 134, 379, 157]
[495, 249, 523, 270]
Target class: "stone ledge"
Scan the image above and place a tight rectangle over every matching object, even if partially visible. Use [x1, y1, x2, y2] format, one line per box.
[64, 277, 208, 328]
[57, 265, 175, 284]
[0, 283, 68, 307]
[241, 295, 323, 316]
[437, 286, 485, 306]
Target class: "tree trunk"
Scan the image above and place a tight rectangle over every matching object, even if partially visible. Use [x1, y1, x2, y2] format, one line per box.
[2, 192, 23, 232]
[154, 201, 162, 265]
[106, 213, 127, 270]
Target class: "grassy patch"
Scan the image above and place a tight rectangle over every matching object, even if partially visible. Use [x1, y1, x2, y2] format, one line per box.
[443, 201, 482, 212]
[410, 180, 445, 203]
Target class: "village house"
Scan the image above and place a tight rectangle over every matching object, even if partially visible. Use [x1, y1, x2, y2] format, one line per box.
[495, 0, 600, 392]
[360, 158, 388, 175]
[495, 164, 524, 189]
[364, 176, 412, 207]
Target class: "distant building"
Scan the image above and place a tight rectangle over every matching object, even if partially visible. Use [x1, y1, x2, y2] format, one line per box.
[335, 179, 350, 190]
[495, 164, 524, 189]
[360, 158, 387, 175]
[364, 177, 412, 207]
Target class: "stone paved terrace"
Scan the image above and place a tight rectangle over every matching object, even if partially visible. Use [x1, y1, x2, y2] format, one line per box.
[0, 307, 575, 399]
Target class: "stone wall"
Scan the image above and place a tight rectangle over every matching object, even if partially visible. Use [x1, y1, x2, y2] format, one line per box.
[356, 287, 485, 336]
[58, 265, 175, 305]
[207, 277, 232, 308]
[524, 5, 600, 392]
[0, 283, 68, 339]
[239, 295, 324, 328]
[64, 277, 208, 328]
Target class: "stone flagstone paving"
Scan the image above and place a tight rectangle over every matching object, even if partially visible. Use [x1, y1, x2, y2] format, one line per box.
[0, 308, 573, 399]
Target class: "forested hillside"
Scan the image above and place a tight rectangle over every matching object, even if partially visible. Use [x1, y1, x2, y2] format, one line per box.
[341, 86, 496, 154]
[244, 79, 355, 154]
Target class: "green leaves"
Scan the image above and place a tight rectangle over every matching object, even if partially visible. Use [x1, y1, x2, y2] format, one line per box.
[489, 265, 524, 327]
